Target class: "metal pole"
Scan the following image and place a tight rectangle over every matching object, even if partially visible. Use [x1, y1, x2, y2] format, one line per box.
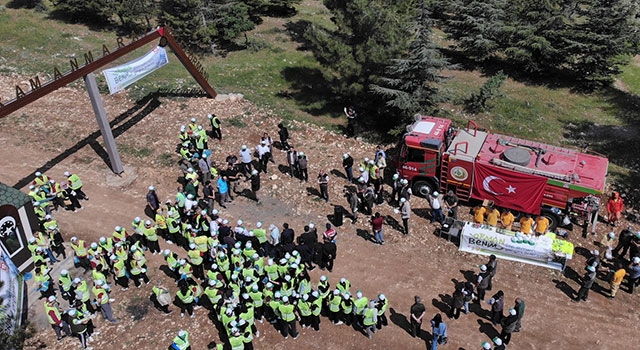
[83, 72, 124, 174]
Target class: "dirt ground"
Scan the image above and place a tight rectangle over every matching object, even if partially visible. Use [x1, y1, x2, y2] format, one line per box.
[1, 73, 639, 350]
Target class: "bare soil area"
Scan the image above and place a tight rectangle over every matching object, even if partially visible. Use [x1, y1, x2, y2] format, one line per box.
[1, 73, 638, 350]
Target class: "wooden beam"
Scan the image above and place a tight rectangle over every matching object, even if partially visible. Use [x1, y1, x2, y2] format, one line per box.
[162, 31, 217, 99]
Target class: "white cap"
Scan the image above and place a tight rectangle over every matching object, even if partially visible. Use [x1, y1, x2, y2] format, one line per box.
[237, 219, 243, 226]
[509, 309, 517, 316]
[379, 294, 386, 300]
[261, 140, 266, 144]
[320, 275, 327, 281]
[115, 226, 122, 232]
[190, 118, 196, 122]
[340, 277, 346, 283]
[148, 186, 155, 191]
[45, 214, 52, 220]
[68, 309, 77, 316]
[282, 296, 289, 303]
[482, 342, 492, 349]
[256, 222, 262, 228]
[187, 194, 194, 199]
[178, 330, 187, 338]
[95, 280, 104, 286]
[608, 231, 615, 238]
[242, 145, 247, 150]
[61, 269, 69, 275]
[189, 243, 196, 249]
[145, 220, 152, 226]
[633, 257, 640, 264]
[47, 295, 57, 302]
[493, 337, 503, 346]
[64, 171, 71, 177]
[433, 191, 439, 196]
[35, 171, 42, 176]
[400, 198, 406, 203]
[134, 217, 141, 223]
[299, 152, 305, 156]
[99, 237, 106, 243]
[251, 169, 258, 175]
[591, 249, 599, 256]
[343, 153, 348, 159]
[480, 265, 487, 271]
[73, 278, 81, 284]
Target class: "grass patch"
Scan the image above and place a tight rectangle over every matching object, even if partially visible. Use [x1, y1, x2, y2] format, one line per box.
[156, 153, 175, 167]
[227, 116, 248, 128]
[117, 142, 153, 158]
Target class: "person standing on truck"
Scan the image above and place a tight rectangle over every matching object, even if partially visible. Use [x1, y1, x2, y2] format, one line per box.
[500, 210, 515, 231]
[519, 215, 534, 235]
[473, 205, 486, 224]
[607, 191, 625, 226]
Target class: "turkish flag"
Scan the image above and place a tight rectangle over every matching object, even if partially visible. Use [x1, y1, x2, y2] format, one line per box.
[472, 163, 547, 214]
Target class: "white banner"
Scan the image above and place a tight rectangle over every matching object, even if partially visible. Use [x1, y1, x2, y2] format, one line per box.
[458, 222, 571, 270]
[102, 46, 169, 95]
[0, 248, 23, 335]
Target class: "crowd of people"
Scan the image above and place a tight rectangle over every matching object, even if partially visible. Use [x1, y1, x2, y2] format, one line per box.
[24, 112, 640, 350]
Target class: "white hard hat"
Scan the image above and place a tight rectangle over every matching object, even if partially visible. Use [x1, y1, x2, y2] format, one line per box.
[480, 265, 487, 271]
[73, 278, 81, 284]
[340, 277, 346, 283]
[71, 236, 78, 241]
[96, 280, 104, 286]
[509, 309, 517, 316]
[68, 309, 77, 316]
[115, 226, 122, 232]
[163, 249, 171, 256]
[148, 186, 155, 191]
[400, 198, 406, 203]
[207, 114, 213, 119]
[208, 280, 215, 286]
[145, 220, 152, 226]
[35, 171, 42, 177]
[493, 337, 503, 346]
[379, 294, 386, 300]
[433, 191, 439, 196]
[48, 295, 57, 302]
[60, 269, 69, 275]
[198, 125, 203, 130]
[309, 222, 315, 228]
[190, 118, 196, 123]
[251, 169, 258, 175]
[64, 171, 71, 177]
[178, 330, 187, 338]
[633, 257, 640, 264]
[261, 140, 266, 144]
[90, 242, 98, 249]
[242, 145, 247, 150]
[134, 217, 141, 223]
[343, 153, 349, 159]
[99, 237, 106, 243]
[29, 237, 36, 244]
[256, 222, 262, 228]
[608, 231, 615, 238]
[482, 342, 491, 349]
[320, 275, 327, 281]
[282, 296, 289, 303]
[356, 291, 363, 298]
[180, 126, 186, 132]
[187, 194, 194, 199]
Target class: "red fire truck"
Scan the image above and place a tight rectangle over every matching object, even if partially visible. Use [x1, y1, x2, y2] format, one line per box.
[395, 115, 608, 230]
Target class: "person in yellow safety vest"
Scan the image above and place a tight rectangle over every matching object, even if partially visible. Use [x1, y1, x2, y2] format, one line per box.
[130, 244, 147, 268]
[47, 179, 67, 211]
[176, 282, 195, 318]
[340, 292, 354, 326]
[152, 283, 173, 314]
[185, 168, 200, 193]
[114, 242, 129, 262]
[253, 222, 268, 255]
[129, 249, 150, 288]
[67, 309, 93, 349]
[376, 294, 389, 329]
[45, 295, 71, 340]
[204, 279, 223, 309]
[328, 290, 342, 324]
[58, 269, 75, 301]
[363, 301, 379, 339]
[208, 113, 222, 141]
[247, 284, 264, 322]
[98, 236, 114, 257]
[180, 141, 193, 161]
[228, 328, 245, 350]
[194, 234, 208, 254]
[142, 220, 161, 254]
[178, 259, 194, 281]
[163, 249, 180, 281]
[33, 248, 47, 267]
[297, 293, 312, 329]
[64, 171, 89, 200]
[310, 290, 322, 331]
[30, 187, 52, 214]
[32, 171, 50, 188]
[188, 117, 199, 132]
[111, 255, 129, 290]
[92, 280, 118, 323]
[337, 277, 351, 294]
[166, 211, 181, 246]
[34, 266, 55, 299]
[171, 330, 190, 350]
[354, 290, 369, 328]
[195, 125, 208, 153]
[179, 125, 190, 143]
[111, 226, 127, 244]
[72, 277, 95, 314]
[70, 237, 92, 273]
[91, 267, 107, 287]
[154, 208, 170, 243]
[33, 201, 46, 220]
[27, 237, 39, 255]
[187, 244, 204, 279]
[278, 295, 299, 339]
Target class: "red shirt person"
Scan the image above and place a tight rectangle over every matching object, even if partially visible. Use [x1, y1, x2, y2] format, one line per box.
[606, 192, 624, 226]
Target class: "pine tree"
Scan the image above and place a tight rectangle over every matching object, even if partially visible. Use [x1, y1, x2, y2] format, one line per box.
[304, 0, 413, 100]
[564, 0, 638, 89]
[371, 2, 453, 134]
[159, 0, 217, 50]
[51, 0, 114, 24]
[440, 0, 507, 62]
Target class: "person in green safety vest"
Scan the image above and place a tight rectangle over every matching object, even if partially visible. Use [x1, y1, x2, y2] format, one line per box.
[354, 290, 369, 328]
[151, 282, 173, 314]
[111, 255, 129, 290]
[228, 328, 245, 350]
[278, 296, 299, 339]
[376, 294, 389, 329]
[58, 269, 75, 301]
[328, 289, 342, 325]
[170, 330, 190, 350]
[72, 277, 95, 314]
[310, 290, 322, 331]
[208, 113, 222, 141]
[67, 309, 93, 349]
[44, 295, 71, 340]
[340, 292, 354, 326]
[363, 300, 379, 339]
[92, 280, 118, 323]
[177, 282, 195, 318]
[64, 171, 89, 200]
[297, 293, 312, 329]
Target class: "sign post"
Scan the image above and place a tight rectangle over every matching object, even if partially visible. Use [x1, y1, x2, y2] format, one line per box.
[84, 72, 124, 174]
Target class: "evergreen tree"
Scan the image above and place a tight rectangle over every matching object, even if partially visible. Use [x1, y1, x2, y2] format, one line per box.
[371, 2, 453, 134]
[51, 0, 114, 23]
[113, 0, 156, 30]
[304, 0, 413, 100]
[210, 1, 255, 43]
[440, 0, 507, 62]
[159, 0, 217, 50]
[564, 0, 638, 89]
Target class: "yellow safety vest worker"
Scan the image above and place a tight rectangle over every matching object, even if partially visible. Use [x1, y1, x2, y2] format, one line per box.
[363, 307, 376, 326]
[71, 240, 88, 257]
[68, 174, 83, 190]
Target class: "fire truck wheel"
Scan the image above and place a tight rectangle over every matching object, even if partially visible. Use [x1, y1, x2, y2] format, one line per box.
[412, 180, 436, 198]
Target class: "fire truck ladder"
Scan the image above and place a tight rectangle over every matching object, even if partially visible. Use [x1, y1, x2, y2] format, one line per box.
[439, 153, 472, 201]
